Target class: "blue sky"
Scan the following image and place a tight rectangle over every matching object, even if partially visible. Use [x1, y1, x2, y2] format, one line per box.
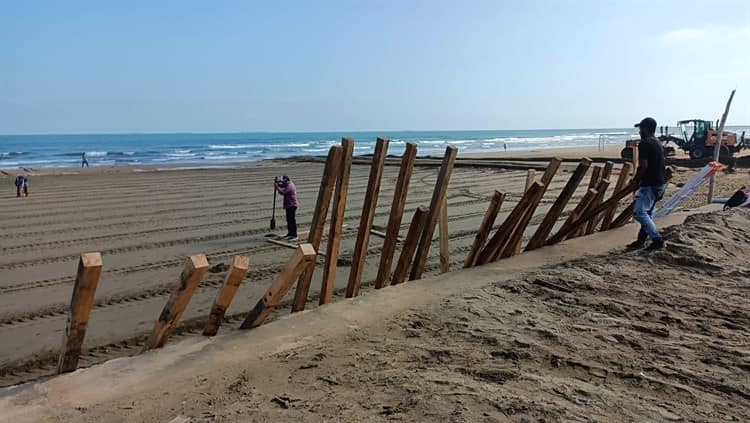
[1, 0, 748, 134]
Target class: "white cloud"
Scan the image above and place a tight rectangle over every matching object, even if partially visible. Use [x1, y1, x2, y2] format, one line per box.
[661, 28, 708, 43]
[661, 26, 750, 44]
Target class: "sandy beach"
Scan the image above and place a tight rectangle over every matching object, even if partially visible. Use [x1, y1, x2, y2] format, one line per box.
[1, 144, 749, 419]
[0, 147, 602, 386]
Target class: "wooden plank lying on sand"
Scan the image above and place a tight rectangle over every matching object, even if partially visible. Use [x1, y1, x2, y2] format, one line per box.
[203, 256, 250, 336]
[391, 206, 429, 286]
[374, 143, 417, 289]
[292, 146, 342, 312]
[144, 255, 209, 350]
[57, 252, 103, 374]
[410, 146, 458, 281]
[346, 137, 389, 298]
[464, 191, 505, 268]
[320, 138, 354, 306]
[241, 244, 316, 329]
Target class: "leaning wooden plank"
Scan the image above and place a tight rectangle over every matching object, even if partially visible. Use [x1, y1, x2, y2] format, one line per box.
[292, 146, 342, 312]
[346, 137, 389, 298]
[57, 252, 103, 374]
[203, 256, 250, 336]
[438, 196, 450, 273]
[512, 158, 562, 254]
[548, 183, 638, 243]
[525, 169, 536, 191]
[525, 158, 592, 251]
[144, 255, 209, 350]
[575, 165, 603, 237]
[602, 161, 614, 180]
[409, 146, 458, 280]
[502, 182, 547, 258]
[476, 182, 542, 265]
[600, 163, 633, 231]
[241, 244, 316, 329]
[611, 201, 635, 228]
[465, 191, 505, 268]
[583, 179, 611, 236]
[374, 143, 417, 289]
[391, 206, 429, 286]
[320, 138, 354, 305]
[546, 188, 598, 245]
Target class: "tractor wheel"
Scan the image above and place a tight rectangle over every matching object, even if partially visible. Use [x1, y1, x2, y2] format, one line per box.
[620, 147, 633, 161]
[689, 148, 705, 160]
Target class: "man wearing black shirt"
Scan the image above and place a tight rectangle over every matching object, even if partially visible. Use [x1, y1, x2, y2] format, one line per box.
[628, 117, 667, 250]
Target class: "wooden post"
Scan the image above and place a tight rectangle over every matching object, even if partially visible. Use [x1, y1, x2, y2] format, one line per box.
[391, 206, 428, 286]
[500, 182, 546, 258]
[512, 158, 561, 254]
[476, 182, 543, 264]
[409, 146, 458, 281]
[319, 138, 354, 306]
[600, 163, 633, 231]
[611, 201, 635, 228]
[57, 252, 103, 374]
[241, 244, 316, 329]
[438, 196, 450, 273]
[464, 191, 505, 268]
[547, 183, 638, 243]
[602, 161, 614, 180]
[707, 89, 736, 203]
[374, 143, 417, 289]
[575, 165, 603, 237]
[584, 179, 611, 236]
[144, 255, 209, 350]
[203, 256, 250, 336]
[346, 137, 389, 298]
[292, 146, 342, 312]
[525, 158, 592, 251]
[525, 169, 536, 191]
[546, 189, 598, 245]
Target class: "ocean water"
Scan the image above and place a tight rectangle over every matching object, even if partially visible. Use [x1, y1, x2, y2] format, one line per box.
[1, 127, 748, 169]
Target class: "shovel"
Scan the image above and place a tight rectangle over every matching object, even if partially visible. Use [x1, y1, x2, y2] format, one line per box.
[270, 188, 277, 230]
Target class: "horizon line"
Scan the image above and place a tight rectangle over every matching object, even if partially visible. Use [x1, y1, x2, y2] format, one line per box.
[2, 124, 748, 137]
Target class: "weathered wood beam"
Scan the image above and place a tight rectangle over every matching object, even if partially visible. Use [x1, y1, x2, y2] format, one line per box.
[241, 244, 316, 329]
[464, 191, 505, 268]
[391, 206, 429, 286]
[292, 146, 342, 312]
[346, 138, 390, 297]
[525, 158, 592, 251]
[203, 256, 250, 336]
[374, 143, 417, 289]
[600, 163, 633, 231]
[57, 252, 103, 374]
[409, 146, 458, 280]
[144, 255, 209, 350]
[319, 138, 354, 306]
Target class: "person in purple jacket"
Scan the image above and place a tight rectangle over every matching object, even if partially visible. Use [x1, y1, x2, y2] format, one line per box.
[275, 175, 299, 240]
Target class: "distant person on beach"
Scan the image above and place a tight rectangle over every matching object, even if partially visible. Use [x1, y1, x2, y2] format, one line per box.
[628, 117, 667, 250]
[14, 175, 28, 197]
[275, 175, 299, 240]
[504, 142, 507, 152]
[81, 152, 89, 167]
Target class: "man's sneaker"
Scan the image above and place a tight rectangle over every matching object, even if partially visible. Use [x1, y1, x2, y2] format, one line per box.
[646, 237, 665, 251]
[626, 239, 646, 250]
[286, 235, 298, 241]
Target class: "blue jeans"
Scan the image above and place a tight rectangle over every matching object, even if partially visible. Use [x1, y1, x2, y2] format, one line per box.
[634, 185, 666, 240]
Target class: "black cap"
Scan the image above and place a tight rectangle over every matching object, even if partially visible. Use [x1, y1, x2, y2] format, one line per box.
[635, 117, 657, 133]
